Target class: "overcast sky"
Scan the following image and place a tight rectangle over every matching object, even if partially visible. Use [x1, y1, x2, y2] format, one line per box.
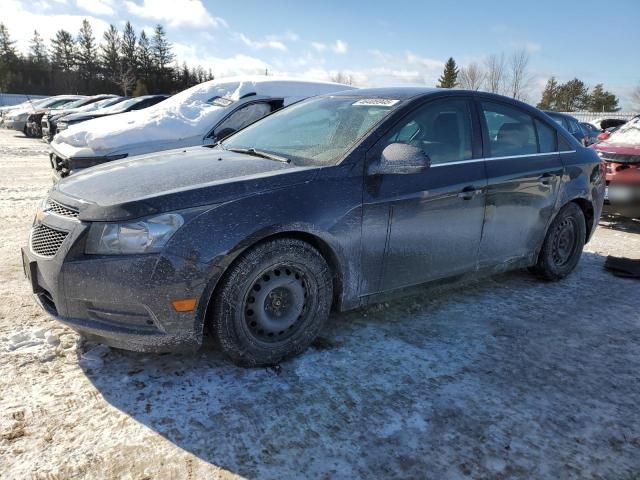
[3, 0, 639, 108]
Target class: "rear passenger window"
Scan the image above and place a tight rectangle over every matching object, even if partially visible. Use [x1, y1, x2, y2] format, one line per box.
[381, 98, 473, 165]
[534, 119, 557, 153]
[481, 102, 537, 157]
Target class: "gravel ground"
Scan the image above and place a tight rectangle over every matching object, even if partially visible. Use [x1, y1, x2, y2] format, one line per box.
[0, 127, 639, 480]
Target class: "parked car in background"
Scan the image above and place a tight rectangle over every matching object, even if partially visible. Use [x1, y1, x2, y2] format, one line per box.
[0, 97, 52, 123]
[580, 122, 601, 145]
[592, 115, 640, 218]
[3, 96, 85, 135]
[27, 95, 115, 139]
[544, 111, 589, 145]
[48, 76, 356, 180]
[42, 95, 123, 141]
[24, 88, 604, 366]
[598, 126, 620, 142]
[56, 95, 169, 133]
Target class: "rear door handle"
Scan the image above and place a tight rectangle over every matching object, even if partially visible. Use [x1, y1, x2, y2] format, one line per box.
[538, 173, 554, 186]
[458, 186, 480, 200]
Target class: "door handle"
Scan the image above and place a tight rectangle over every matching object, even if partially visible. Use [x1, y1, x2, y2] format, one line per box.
[458, 186, 479, 200]
[538, 173, 554, 186]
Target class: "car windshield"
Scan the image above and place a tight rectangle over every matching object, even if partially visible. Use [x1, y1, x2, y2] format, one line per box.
[222, 96, 401, 166]
[609, 117, 640, 144]
[61, 98, 89, 109]
[97, 97, 151, 114]
[77, 98, 122, 113]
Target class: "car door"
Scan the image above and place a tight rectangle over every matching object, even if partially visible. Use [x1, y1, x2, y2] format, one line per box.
[477, 100, 564, 267]
[361, 97, 487, 294]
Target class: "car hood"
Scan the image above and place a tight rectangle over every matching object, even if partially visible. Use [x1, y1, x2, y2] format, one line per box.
[51, 147, 318, 221]
[61, 111, 106, 122]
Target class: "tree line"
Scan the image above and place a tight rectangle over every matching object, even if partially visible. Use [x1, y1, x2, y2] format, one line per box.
[0, 20, 214, 97]
[436, 50, 622, 112]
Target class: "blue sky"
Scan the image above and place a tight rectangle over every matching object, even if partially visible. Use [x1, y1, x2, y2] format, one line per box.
[4, 0, 640, 107]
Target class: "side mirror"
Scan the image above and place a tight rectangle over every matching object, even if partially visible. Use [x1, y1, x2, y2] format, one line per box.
[368, 143, 431, 175]
[212, 127, 236, 142]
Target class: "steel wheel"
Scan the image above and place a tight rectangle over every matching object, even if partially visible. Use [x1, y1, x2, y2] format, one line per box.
[244, 266, 309, 342]
[551, 217, 578, 267]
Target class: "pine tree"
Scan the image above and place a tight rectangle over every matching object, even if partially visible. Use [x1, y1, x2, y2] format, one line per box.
[29, 30, 48, 64]
[137, 30, 154, 80]
[555, 78, 589, 111]
[587, 84, 619, 112]
[437, 57, 458, 88]
[77, 20, 98, 82]
[537, 77, 558, 110]
[50, 29, 76, 71]
[121, 21, 137, 75]
[152, 24, 174, 72]
[0, 23, 19, 91]
[100, 24, 121, 83]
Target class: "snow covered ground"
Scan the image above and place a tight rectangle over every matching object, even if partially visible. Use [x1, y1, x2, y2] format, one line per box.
[1, 127, 639, 479]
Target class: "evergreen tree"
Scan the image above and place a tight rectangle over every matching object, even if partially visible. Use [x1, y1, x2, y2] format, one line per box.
[587, 83, 619, 112]
[137, 30, 154, 80]
[77, 19, 98, 82]
[555, 78, 589, 111]
[121, 21, 138, 75]
[437, 57, 458, 88]
[152, 24, 174, 72]
[100, 24, 121, 83]
[50, 29, 76, 71]
[29, 30, 48, 64]
[537, 77, 559, 110]
[0, 23, 19, 91]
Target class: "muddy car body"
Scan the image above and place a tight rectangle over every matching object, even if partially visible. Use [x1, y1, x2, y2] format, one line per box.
[23, 88, 605, 366]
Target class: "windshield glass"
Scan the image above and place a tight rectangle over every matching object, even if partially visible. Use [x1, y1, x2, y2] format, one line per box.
[222, 96, 400, 166]
[97, 97, 143, 114]
[78, 97, 122, 113]
[609, 117, 640, 144]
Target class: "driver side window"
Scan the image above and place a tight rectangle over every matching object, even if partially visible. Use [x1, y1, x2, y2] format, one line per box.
[380, 98, 473, 165]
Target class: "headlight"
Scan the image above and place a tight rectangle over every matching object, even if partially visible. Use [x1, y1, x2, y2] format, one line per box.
[57, 122, 67, 130]
[85, 213, 184, 255]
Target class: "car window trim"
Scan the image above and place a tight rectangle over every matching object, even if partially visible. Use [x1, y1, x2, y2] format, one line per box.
[429, 150, 577, 168]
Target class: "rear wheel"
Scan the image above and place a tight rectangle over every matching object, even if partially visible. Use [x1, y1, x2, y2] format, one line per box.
[530, 202, 586, 280]
[211, 238, 333, 367]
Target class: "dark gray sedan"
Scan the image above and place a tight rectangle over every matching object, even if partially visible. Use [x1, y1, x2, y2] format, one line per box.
[23, 88, 605, 366]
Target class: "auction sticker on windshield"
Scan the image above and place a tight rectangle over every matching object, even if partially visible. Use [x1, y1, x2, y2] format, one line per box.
[352, 99, 400, 107]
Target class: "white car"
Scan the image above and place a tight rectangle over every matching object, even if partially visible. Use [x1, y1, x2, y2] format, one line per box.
[3, 95, 86, 134]
[50, 76, 356, 179]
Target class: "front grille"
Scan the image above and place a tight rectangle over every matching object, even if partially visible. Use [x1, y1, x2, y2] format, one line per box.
[31, 224, 68, 257]
[50, 153, 69, 177]
[47, 199, 79, 218]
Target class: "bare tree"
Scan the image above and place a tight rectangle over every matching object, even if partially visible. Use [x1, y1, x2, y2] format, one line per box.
[507, 48, 532, 101]
[632, 85, 640, 110]
[484, 53, 506, 94]
[458, 62, 485, 90]
[114, 64, 136, 96]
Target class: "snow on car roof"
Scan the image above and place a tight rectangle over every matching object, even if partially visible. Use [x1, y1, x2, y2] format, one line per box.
[53, 76, 356, 157]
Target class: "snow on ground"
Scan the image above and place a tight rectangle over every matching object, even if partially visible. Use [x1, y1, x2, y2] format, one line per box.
[1, 127, 640, 479]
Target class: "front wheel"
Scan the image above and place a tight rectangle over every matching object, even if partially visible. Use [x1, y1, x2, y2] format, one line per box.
[530, 203, 586, 281]
[211, 238, 333, 367]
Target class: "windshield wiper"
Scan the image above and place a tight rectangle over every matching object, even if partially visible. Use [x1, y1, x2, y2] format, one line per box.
[227, 147, 290, 163]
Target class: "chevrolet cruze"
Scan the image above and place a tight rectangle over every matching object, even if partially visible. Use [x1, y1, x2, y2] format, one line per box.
[23, 88, 605, 366]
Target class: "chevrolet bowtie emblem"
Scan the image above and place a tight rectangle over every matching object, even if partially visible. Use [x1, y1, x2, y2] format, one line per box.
[35, 209, 46, 222]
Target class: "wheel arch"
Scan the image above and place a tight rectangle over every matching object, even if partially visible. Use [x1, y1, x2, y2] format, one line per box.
[569, 197, 595, 243]
[199, 228, 348, 337]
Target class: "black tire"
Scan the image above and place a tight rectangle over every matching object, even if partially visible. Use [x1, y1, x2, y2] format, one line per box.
[530, 202, 586, 281]
[211, 238, 333, 367]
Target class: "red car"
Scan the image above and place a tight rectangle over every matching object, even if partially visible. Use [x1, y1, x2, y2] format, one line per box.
[592, 115, 640, 218]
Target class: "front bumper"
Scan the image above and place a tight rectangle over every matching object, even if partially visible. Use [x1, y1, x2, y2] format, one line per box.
[22, 205, 217, 352]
